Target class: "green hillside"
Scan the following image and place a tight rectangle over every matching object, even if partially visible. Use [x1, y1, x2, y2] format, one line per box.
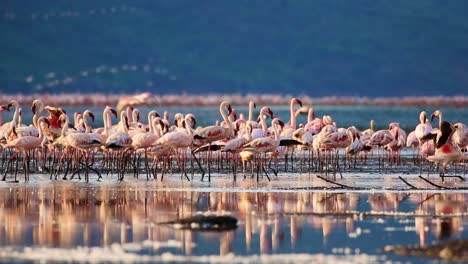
[1, 0, 468, 96]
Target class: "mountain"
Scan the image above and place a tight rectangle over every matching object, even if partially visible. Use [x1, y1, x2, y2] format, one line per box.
[1, 0, 468, 96]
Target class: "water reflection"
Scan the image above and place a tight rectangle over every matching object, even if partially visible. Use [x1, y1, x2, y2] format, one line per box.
[0, 183, 466, 259]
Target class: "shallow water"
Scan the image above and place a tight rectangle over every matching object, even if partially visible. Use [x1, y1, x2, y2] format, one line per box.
[0, 172, 467, 263]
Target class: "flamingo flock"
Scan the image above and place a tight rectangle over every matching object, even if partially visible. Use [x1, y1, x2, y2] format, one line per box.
[0, 97, 466, 183]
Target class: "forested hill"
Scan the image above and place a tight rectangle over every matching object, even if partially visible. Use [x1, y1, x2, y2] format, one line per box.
[1, 1, 468, 96]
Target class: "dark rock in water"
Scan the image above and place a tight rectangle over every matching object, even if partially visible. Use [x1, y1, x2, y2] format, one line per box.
[384, 240, 468, 261]
[157, 215, 238, 232]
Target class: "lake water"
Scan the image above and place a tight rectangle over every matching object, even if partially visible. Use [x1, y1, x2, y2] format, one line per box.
[0, 173, 467, 263]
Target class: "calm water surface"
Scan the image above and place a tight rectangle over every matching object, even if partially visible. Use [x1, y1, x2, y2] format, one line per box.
[0, 174, 467, 263]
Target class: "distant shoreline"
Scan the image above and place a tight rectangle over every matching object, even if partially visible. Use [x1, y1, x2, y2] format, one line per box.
[1, 93, 467, 108]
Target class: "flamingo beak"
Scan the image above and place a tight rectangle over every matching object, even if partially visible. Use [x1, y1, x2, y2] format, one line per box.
[227, 105, 233, 115]
[297, 99, 303, 107]
[430, 113, 436, 122]
[191, 117, 197, 128]
[278, 119, 285, 128]
[7, 102, 13, 110]
[268, 108, 274, 117]
[32, 104, 37, 114]
[110, 109, 118, 118]
[89, 112, 96, 122]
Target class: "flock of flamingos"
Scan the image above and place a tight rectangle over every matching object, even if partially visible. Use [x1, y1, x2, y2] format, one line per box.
[0, 97, 467, 183]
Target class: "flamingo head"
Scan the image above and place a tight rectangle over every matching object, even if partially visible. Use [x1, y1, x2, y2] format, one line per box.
[431, 110, 441, 122]
[388, 122, 399, 130]
[7, 100, 18, 110]
[276, 119, 285, 129]
[31, 99, 44, 114]
[186, 114, 197, 128]
[419, 111, 427, 123]
[296, 98, 303, 107]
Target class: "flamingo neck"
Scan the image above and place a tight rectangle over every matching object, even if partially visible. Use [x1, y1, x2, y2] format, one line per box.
[37, 118, 45, 141]
[438, 114, 443, 130]
[61, 116, 69, 137]
[119, 112, 128, 134]
[12, 103, 19, 125]
[32, 104, 43, 129]
[83, 118, 92, 133]
[148, 114, 154, 134]
[248, 101, 254, 123]
[307, 108, 315, 123]
[220, 103, 232, 135]
[289, 100, 297, 129]
[272, 121, 279, 141]
[184, 116, 194, 136]
[102, 109, 111, 136]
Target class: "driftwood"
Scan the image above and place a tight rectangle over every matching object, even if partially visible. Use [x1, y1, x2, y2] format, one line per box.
[156, 215, 238, 232]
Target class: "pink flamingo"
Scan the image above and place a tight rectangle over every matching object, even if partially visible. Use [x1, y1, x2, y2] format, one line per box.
[414, 111, 433, 145]
[193, 101, 233, 181]
[453, 122, 468, 152]
[2, 116, 48, 182]
[154, 114, 196, 180]
[105, 110, 133, 181]
[427, 121, 465, 176]
[222, 123, 253, 180]
[251, 106, 274, 139]
[243, 118, 284, 181]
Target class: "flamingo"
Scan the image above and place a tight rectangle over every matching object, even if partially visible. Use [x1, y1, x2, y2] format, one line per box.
[384, 124, 406, 165]
[281, 97, 303, 137]
[221, 123, 253, 180]
[43, 105, 67, 140]
[243, 118, 284, 181]
[105, 111, 133, 150]
[2, 116, 49, 182]
[193, 101, 233, 181]
[0, 100, 20, 141]
[129, 111, 164, 179]
[362, 120, 375, 138]
[152, 115, 198, 180]
[251, 106, 274, 139]
[247, 101, 257, 126]
[57, 113, 102, 181]
[414, 111, 433, 145]
[406, 130, 420, 162]
[104, 110, 133, 181]
[453, 122, 468, 152]
[367, 125, 395, 167]
[15, 99, 45, 138]
[346, 128, 368, 166]
[427, 121, 465, 176]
